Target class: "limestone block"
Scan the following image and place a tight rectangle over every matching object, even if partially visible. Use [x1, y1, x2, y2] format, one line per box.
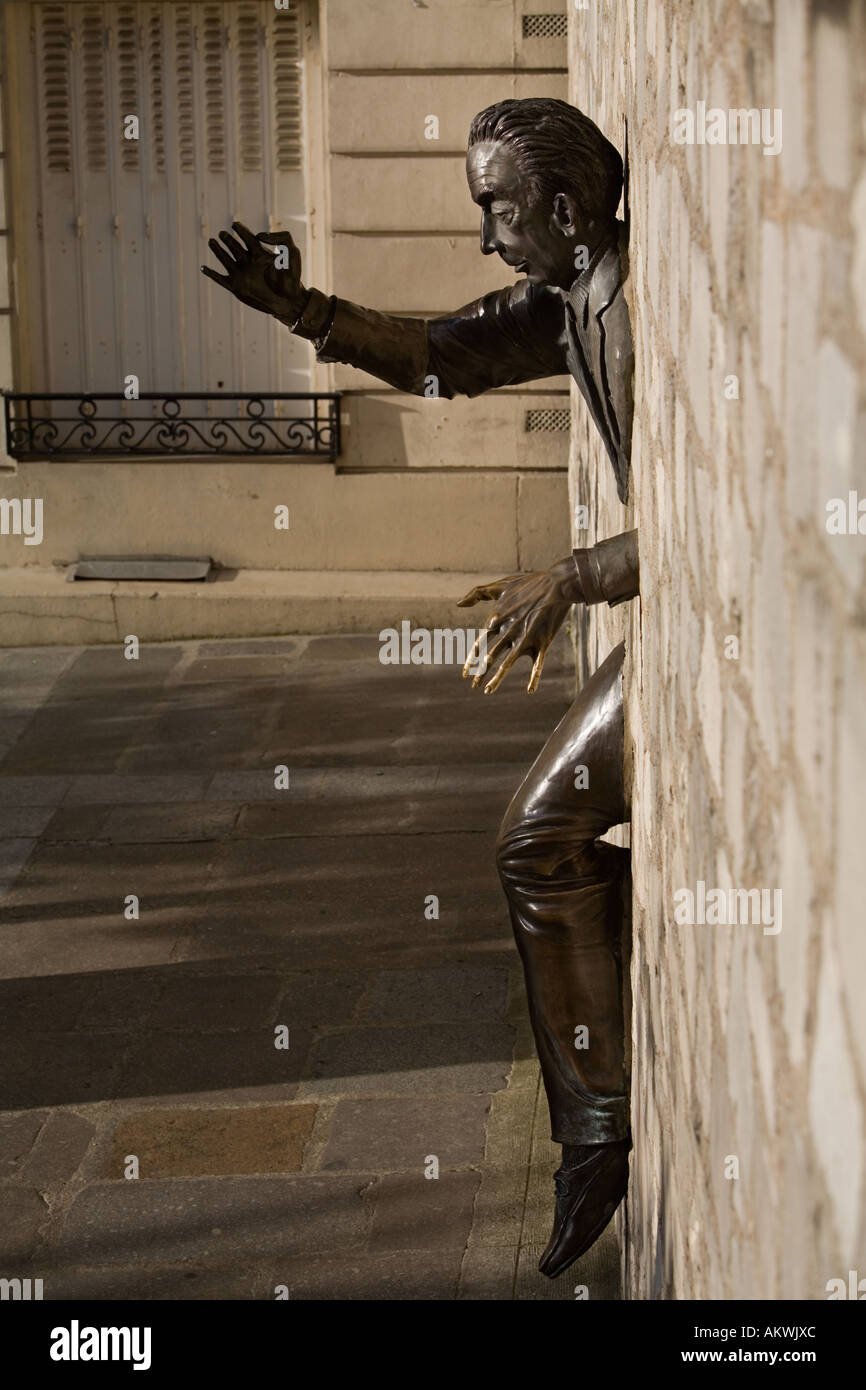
[784, 224, 823, 523]
[852, 171, 866, 339]
[817, 337, 858, 584]
[808, 938, 864, 1267]
[515, 471, 571, 570]
[330, 156, 475, 232]
[328, 72, 568, 153]
[696, 614, 722, 791]
[776, 782, 812, 1067]
[324, 0, 555, 71]
[773, 0, 809, 193]
[758, 218, 785, 427]
[330, 234, 515, 311]
[688, 246, 712, 450]
[814, 9, 852, 191]
[835, 634, 866, 1079]
[341, 390, 570, 471]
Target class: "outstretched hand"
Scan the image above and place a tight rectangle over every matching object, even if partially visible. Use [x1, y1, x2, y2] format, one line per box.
[201, 221, 307, 323]
[457, 556, 582, 694]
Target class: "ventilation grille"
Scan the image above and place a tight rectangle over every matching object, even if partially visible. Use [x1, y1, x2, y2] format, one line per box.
[525, 408, 570, 432]
[522, 14, 568, 39]
[40, 5, 73, 174]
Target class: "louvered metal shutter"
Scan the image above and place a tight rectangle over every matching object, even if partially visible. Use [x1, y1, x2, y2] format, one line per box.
[16, 1, 309, 395]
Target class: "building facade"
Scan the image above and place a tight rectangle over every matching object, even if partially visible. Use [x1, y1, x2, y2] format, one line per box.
[0, 0, 571, 642]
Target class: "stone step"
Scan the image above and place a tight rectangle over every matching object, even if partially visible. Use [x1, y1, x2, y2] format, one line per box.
[0, 566, 510, 646]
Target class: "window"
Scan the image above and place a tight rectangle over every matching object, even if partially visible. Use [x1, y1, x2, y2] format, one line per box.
[9, 1, 310, 396]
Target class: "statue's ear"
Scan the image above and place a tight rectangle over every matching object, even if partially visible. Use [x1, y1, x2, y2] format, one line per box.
[551, 192, 580, 235]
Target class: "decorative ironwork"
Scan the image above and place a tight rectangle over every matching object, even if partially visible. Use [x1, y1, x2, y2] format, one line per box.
[3, 393, 341, 461]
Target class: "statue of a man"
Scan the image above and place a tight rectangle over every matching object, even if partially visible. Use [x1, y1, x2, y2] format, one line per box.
[203, 98, 639, 1280]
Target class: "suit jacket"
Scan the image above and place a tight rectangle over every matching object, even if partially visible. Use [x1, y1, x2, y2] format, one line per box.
[315, 224, 634, 504]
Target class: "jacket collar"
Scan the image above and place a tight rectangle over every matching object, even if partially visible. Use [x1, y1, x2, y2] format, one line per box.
[565, 225, 624, 323]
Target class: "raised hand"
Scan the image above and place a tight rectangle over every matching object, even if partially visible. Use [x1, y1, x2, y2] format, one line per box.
[458, 556, 582, 694]
[201, 221, 307, 323]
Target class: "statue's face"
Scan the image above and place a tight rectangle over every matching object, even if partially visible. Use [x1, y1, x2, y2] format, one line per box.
[466, 140, 581, 289]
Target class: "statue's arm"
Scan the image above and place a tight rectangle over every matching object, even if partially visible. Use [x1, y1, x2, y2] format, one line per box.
[201, 224, 568, 397]
[304, 280, 569, 398]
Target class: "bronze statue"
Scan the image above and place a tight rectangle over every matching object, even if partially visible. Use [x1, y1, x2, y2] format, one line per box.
[203, 98, 639, 1280]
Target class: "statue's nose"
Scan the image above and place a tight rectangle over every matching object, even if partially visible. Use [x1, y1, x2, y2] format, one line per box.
[480, 211, 496, 256]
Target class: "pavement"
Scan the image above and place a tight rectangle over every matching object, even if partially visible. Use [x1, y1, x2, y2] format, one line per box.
[0, 631, 621, 1300]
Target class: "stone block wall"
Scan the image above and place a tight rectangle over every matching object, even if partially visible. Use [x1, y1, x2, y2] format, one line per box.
[569, 0, 865, 1299]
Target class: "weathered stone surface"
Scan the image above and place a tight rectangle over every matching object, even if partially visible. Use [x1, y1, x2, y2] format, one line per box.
[320, 1094, 491, 1172]
[0, 1186, 49, 1261]
[116, 1028, 313, 1107]
[300, 1021, 515, 1098]
[0, 1112, 45, 1177]
[40, 1263, 268, 1301]
[55, 1177, 373, 1263]
[0, 1033, 128, 1110]
[106, 1105, 317, 1178]
[21, 1111, 95, 1185]
[571, 0, 863, 1301]
[0, 806, 54, 839]
[366, 1170, 480, 1251]
[0, 630, 617, 1300]
[357, 965, 509, 1023]
[265, 1249, 464, 1301]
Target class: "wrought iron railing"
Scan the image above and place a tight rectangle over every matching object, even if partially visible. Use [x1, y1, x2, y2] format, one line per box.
[3, 393, 341, 461]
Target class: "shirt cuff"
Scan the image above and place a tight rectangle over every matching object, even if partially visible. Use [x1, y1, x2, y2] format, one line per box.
[283, 287, 337, 345]
[572, 530, 640, 607]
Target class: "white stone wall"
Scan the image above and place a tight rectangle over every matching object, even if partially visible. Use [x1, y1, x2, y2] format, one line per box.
[569, 0, 866, 1299]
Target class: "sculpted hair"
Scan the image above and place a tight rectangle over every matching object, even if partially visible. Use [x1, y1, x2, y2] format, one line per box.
[468, 98, 623, 223]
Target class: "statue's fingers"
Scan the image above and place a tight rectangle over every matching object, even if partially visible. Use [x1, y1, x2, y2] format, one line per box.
[461, 632, 482, 680]
[218, 228, 248, 260]
[457, 584, 497, 607]
[457, 573, 523, 607]
[526, 646, 547, 694]
[207, 238, 237, 273]
[257, 228, 298, 247]
[201, 265, 230, 287]
[483, 639, 527, 695]
[232, 221, 264, 254]
[470, 627, 512, 688]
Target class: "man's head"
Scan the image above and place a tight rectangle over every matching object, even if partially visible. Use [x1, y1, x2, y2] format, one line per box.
[466, 98, 623, 289]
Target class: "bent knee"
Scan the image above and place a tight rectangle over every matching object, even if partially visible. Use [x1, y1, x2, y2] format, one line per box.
[495, 810, 599, 890]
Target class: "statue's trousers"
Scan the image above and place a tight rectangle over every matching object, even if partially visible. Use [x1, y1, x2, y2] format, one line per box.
[496, 642, 630, 1145]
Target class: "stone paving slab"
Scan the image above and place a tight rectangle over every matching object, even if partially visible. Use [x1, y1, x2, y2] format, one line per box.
[19, 1112, 96, 1186]
[299, 1021, 515, 1098]
[319, 1095, 491, 1172]
[106, 1104, 318, 1178]
[0, 633, 619, 1300]
[264, 1249, 466, 1300]
[53, 1176, 374, 1264]
[367, 1170, 481, 1251]
[38, 1262, 271, 1301]
[115, 1028, 313, 1107]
